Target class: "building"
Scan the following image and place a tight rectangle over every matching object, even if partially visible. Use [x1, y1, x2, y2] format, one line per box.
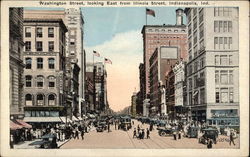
[22, 16, 68, 126]
[173, 60, 188, 121]
[85, 63, 95, 112]
[184, 7, 239, 128]
[165, 67, 175, 121]
[65, 8, 86, 117]
[131, 92, 137, 117]
[137, 63, 145, 115]
[141, 8, 188, 102]
[149, 47, 179, 116]
[9, 8, 25, 120]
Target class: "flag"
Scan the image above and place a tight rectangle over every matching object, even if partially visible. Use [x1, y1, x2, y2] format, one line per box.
[93, 51, 100, 57]
[105, 58, 112, 64]
[146, 8, 155, 17]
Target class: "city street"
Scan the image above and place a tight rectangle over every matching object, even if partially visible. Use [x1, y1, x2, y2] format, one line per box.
[61, 120, 239, 149]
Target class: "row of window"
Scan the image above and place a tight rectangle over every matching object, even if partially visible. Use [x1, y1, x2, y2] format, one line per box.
[25, 93, 56, 106]
[188, 88, 205, 105]
[214, 7, 233, 17]
[25, 27, 54, 38]
[214, 21, 232, 33]
[25, 75, 56, 88]
[215, 70, 234, 85]
[215, 55, 233, 65]
[188, 72, 205, 90]
[215, 87, 234, 103]
[214, 37, 233, 50]
[25, 58, 55, 69]
[25, 111, 59, 117]
[187, 57, 205, 75]
[147, 28, 186, 33]
[25, 41, 54, 52]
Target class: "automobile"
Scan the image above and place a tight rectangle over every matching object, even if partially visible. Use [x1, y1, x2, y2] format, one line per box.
[119, 116, 132, 131]
[29, 133, 57, 149]
[156, 120, 166, 127]
[96, 120, 107, 132]
[199, 127, 219, 144]
[157, 127, 174, 136]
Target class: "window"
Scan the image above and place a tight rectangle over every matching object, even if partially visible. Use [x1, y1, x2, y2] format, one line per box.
[193, 17, 197, 30]
[219, 37, 223, 49]
[229, 37, 232, 49]
[220, 71, 228, 84]
[220, 55, 228, 65]
[189, 92, 193, 105]
[37, 94, 44, 106]
[25, 94, 32, 106]
[194, 46, 198, 57]
[215, 88, 220, 103]
[48, 76, 55, 87]
[25, 75, 32, 87]
[215, 71, 219, 84]
[48, 27, 54, 37]
[200, 88, 205, 104]
[70, 51, 75, 55]
[194, 61, 198, 72]
[219, 8, 223, 16]
[214, 37, 218, 49]
[48, 41, 54, 51]
[228, 21, 232, 32]
[36, 41, 43, 51]
[215, 55, 220, 65]
[229, 70, 233, 84]
[223, 21, 228, 32]
[214, 21, 218, 32]
[229, 55, 233, 65]
[25, 41, 31, 51]
[200, 57, 205, 68]
[48, 94, 56, 106]
[199, 24, 204, 39]
[36, 28, 42, 37]
[214, 8, 219, 16]
[48, 58, 55, 69]
[194, 31, 197, 45]
[199, 9, 203, 23]
[219, 21, 223, 32]
[36, 75, 44, 87]
[229, 88, 234, 103]
[37, 58, 43, 69]
[70, 38, 75, 45]
[25, 27, 31, 37]
[194, 75, 198, 88]
[221, 88, 228, 103]
[224, 37, 228, 49]
[25, 58, 32, 69]
[188, 78, 192, 89]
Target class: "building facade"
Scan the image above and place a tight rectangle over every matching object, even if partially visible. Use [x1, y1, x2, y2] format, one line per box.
[22, 17, 68, 125]
[9, 8, 25, 119]
[131, 92, 137, 117]
[141, 8, 188, 101]
[165, 67, 175, 120]
[184, 7, 239, 128]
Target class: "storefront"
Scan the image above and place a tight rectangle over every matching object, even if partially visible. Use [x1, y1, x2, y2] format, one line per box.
[191, 110, 206, 122]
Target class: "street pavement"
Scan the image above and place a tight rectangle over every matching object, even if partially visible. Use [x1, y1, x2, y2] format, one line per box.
[61, 120, 239, 149]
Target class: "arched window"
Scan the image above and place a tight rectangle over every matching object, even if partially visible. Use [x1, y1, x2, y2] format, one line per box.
[25, 94, 33, 106]
[37, 94, 44, 106]
[48, 58, 55, 69]
[25, 75, 32, 87]
[48, 94, 56, 106]
[25, 58, 32, 69]
[48, 76, 55, 88]
[36, 75, 44, 87]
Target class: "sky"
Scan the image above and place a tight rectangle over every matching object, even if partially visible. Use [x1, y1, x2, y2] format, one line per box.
[81, 7, 183, 112]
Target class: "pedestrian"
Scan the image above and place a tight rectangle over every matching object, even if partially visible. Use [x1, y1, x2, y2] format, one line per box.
[137, 125, 140, 134]
[75, 129, 79, 139]
[207, 138, 213, 149]
[146, 128, 150, 139]
[142, 129, 145, 139]
[115, 121, 117, 130]
[150, 123, 153, 131]
[73, 129, 76, 139]
[178, 131, 181, 139]
[133, 128, 137, 138]
[132, 121, 134, 125]
[108, 122, 111, 132]
[81, 129, 84, 140]
[229, 130, 236, 146]
[173, 131, 177, 140]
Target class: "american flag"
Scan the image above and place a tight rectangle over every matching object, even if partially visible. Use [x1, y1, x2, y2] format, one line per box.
[146, 8, 155, 17]
[105, 58, 112, 64]
[93, 51, 100, 57]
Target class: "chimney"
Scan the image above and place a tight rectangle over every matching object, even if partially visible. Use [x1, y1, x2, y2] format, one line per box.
[176, 8, 184, 25]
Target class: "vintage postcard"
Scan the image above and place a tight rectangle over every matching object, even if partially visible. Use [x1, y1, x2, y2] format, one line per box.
[0, 0, 249, 156]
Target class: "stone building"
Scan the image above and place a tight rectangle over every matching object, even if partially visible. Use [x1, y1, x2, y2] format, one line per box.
[184, 7, 239, 128]
[22, 17, 68, 125]
[9, 8, 25, 119]
[131, 92, 137, 117]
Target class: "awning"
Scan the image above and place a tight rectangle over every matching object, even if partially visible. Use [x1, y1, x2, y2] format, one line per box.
[10, 120, 23, 130]
[16, 119, 32, 128]
[24, 117, 61, 123]
[59, 117, 72, 124]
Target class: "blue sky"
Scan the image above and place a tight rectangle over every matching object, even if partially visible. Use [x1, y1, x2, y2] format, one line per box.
[82, 7, 183, 47]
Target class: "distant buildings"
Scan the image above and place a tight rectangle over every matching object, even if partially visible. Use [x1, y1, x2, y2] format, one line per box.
[184, 7, 239, 127]
[131, 92, 137, 117]
[9, 8, 25, 120]
[22, 16, 68, 124]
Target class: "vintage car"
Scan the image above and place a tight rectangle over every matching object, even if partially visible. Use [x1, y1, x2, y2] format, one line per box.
[198, 128, 219, 144]
[157, 127, 174, 136]
[96, 120, 107, 132]
[119, 116, 132, 131]
[186, 126, 199, 138]
[29, 133, 57, 149]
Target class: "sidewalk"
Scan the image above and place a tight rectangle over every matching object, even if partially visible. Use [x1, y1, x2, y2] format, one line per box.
[13, 139, 70, 149]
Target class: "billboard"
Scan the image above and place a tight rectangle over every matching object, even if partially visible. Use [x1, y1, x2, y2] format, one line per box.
[160, 47, 178, 59]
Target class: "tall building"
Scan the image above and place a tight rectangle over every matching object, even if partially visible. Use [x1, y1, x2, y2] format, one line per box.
[141, 8, 187, 101]
[165, 67, 175, 120]
[9, 8, 25, 119]
[85, 62, 95, 112]
[22, 16, 68, 125]
[64, 8, 86, 117]
[184, 7, 239, 128]
[131, 92, 137, 117]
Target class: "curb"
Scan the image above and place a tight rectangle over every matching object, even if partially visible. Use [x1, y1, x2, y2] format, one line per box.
[58, 139, 70, 148]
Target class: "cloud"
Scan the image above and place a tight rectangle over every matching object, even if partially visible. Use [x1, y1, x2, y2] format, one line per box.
[85, 30, 143, 111]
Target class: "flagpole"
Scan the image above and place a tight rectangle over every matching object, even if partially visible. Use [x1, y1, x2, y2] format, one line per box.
[145, 8, 147, 25]
[93, 53, 95, 70]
